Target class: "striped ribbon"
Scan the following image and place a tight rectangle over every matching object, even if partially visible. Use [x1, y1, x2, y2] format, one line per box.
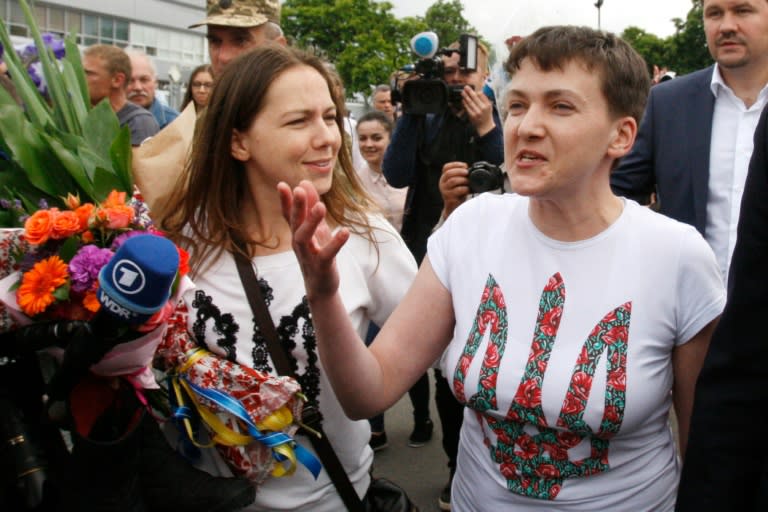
[170, 348, 321, 479]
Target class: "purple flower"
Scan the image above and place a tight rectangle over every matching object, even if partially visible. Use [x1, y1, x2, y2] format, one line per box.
[20, 42, 38, 62]
[111, 230, 145, 252]
[27, 65, 41, 88]
[69, 245, 113, 293]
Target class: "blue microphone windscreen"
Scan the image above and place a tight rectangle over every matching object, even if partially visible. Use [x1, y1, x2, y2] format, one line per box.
[97, 234, 180, 324]
[411, 32, 438, 59]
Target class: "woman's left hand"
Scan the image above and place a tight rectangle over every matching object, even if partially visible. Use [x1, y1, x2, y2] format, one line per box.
[278, 180, 350, 301]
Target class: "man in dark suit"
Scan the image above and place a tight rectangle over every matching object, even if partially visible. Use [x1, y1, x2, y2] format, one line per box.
[611, 0, 768, 282]
[676, 104, 768, 512]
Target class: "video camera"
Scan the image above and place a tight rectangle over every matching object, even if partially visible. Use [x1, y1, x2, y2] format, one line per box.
[392, 32, 479, 115]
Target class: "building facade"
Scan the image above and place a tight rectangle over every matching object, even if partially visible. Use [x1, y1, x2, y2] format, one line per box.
[1, 0, 208, 108]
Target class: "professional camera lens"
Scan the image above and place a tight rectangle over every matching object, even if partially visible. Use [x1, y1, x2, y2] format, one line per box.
[467, 161, 504, 194]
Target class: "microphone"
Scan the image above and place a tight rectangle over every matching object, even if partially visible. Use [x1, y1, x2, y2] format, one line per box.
[95, 234, 179, 327]
[45, 234, 180, 405]
[410, 31, 439, 59]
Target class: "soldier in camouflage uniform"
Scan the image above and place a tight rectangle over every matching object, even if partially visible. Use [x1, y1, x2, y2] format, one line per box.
[189, 0, 286, 75]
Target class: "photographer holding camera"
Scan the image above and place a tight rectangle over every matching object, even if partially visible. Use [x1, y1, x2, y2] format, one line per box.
[383, 36, 503, 511]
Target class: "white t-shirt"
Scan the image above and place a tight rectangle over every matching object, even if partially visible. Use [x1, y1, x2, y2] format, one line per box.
[428, 194, 725, 511]
[181, 214, 417, 511]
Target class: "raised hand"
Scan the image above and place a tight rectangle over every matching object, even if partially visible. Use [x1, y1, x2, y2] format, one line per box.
[277, 180, 350, 300]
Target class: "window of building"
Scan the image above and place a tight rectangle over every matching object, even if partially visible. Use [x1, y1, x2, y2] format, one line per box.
[83, 13, 98, 46]
[99, 16, 113, 43]
[115, 19, 129, 43]
[9, 0, 27, 36]
[49, 6, 65, 34]
[66, 12, 81, 40]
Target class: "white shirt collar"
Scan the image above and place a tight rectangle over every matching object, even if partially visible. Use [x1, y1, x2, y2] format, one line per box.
[709, 64, 768, 106]
[709, 65, 729, 98]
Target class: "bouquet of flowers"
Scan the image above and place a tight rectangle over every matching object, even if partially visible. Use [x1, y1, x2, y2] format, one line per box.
[0, 190, 189, 390]
[6, 190, 184, 323]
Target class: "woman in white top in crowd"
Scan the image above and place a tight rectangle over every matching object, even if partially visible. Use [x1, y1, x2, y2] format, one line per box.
[355, 111, 407, 232]
[161, 45, 417, 511]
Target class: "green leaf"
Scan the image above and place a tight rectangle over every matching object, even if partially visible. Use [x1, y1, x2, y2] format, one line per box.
[0, 106, 73, 197]
[92, 166, 126, 199]
[61, 60, 89, 128]
[64, 33, 90, 108]
[0, 161, 59, 208]
[58, 237, 81, 262]
[83, 100, 121, 162]
[109, 127, 134, 192]
[43, 133, 93, 199]
[0, 210, 13, 227]
[52, 282, 71, 301]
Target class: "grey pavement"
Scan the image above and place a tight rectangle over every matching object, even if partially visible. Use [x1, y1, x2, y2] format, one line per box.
[369, 371, 451, 512]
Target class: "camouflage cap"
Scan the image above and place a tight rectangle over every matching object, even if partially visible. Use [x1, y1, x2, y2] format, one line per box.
[188, 0, 280, 29]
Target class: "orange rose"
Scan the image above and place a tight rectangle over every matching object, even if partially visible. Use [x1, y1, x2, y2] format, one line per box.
[23, 208, 57, 245]
[99, 205, 134, 229]
[51, 210, 82, 239]
[74, 203, 94, 231]
[101, 190, 128, 209]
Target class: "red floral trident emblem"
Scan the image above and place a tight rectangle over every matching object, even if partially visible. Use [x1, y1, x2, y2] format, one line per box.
[453, 273, 631, 500]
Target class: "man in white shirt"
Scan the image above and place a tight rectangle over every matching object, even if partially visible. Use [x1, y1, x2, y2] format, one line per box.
[611, 0, 768, 284]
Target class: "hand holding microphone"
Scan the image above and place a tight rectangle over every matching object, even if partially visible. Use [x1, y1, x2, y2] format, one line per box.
[45, 234, 180, 406]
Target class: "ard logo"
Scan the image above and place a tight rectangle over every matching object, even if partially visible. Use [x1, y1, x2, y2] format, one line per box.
[454, 272, 631, 500]
[111, 259, 146, 295]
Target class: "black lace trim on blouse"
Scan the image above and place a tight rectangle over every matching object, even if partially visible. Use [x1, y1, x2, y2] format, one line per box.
[192, 279, 322, 406]
[191, 289, 238, 362]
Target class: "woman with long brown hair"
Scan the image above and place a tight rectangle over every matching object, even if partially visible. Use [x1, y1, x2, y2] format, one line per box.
[181, 63, 214, 113]
[161, 45, 417, 511]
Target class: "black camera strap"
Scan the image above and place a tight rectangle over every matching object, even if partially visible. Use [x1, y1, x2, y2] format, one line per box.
[232, 245, 365, 512]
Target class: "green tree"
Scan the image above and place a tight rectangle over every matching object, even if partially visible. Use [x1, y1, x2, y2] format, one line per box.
[622, 0, 711, 79]
[621, 26, 670, 76]
[423, 0, 477, 47]
[282, 0, 426, 98]
[667, 0, 711, 75]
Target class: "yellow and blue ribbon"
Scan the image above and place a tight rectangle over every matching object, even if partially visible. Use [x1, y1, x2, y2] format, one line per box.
[170, 348, 321, 479]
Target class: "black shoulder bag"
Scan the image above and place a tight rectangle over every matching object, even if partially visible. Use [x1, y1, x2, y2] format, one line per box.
[233, 248, 417, 512]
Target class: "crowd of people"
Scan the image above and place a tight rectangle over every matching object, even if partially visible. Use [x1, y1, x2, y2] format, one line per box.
[21, 0, 768, 510]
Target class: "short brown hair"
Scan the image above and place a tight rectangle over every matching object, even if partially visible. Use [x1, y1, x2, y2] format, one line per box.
[83, 44, 132, 83]
[506, 26, 650, 123]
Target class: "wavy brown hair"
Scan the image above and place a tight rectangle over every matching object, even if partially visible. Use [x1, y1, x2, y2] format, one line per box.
[162, 44, 374, 274]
